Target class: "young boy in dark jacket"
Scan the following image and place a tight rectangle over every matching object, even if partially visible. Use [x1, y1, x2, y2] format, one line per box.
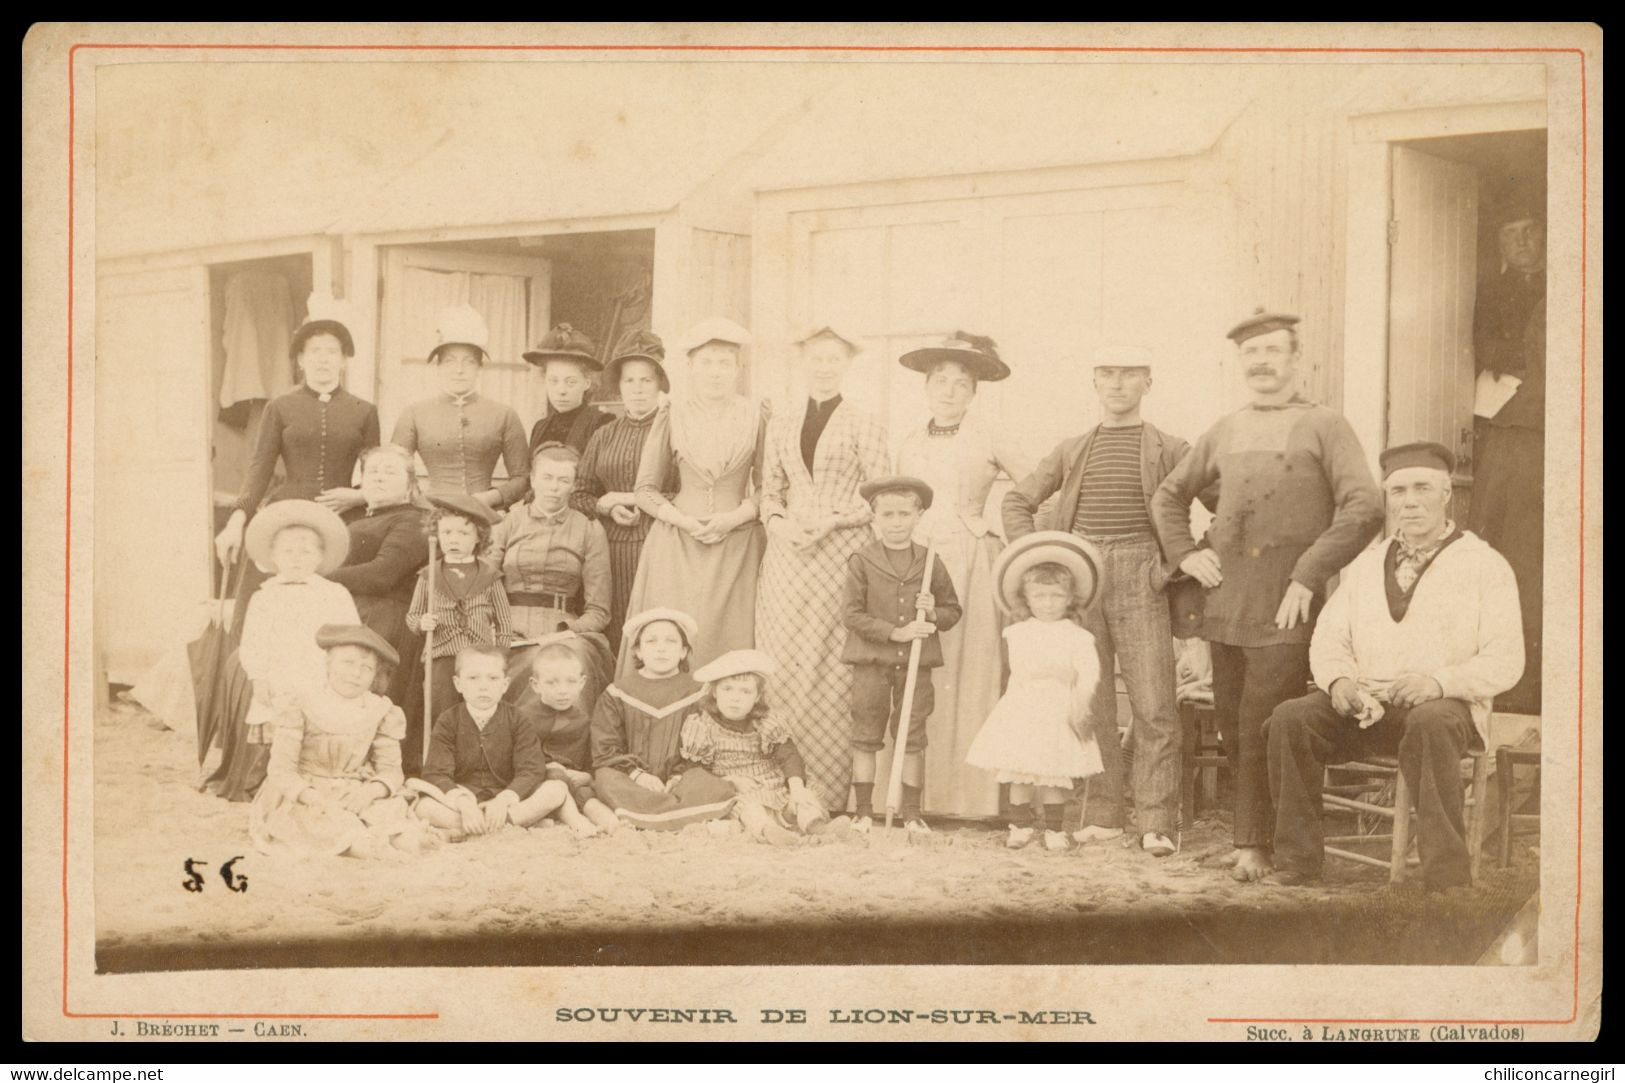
[841, 476, 962, 834]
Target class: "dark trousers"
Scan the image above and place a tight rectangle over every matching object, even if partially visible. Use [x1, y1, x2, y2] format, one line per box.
[1210, 641, 1310, 850]
[1266, 691, 1479, 888]
[1470, 424, 1543, 714]
[849, 664, 933, 753]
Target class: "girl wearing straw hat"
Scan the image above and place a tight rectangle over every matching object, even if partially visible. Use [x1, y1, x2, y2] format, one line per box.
[966, 532, 1107, 851]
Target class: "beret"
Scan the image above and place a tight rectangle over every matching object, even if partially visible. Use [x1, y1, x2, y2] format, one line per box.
[1227, 308, 1301, 345]
[692, 649, 778, 684]
[1379, 440, 1456, 478]
[314, 623, 401, 667]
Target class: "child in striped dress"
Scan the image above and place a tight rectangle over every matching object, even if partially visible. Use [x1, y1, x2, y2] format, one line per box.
[678, 650, 829, 845]
[406, 493, 513, 737]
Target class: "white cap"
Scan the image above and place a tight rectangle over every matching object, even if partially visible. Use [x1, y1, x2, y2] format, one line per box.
[680, 316, 752, 357]
[431, 303, 491, 361]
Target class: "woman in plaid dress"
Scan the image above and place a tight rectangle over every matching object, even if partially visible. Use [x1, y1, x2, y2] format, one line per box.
[754, 328, 890, 812]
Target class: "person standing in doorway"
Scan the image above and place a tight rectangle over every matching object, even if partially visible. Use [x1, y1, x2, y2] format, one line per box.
[1003, 344, 1189, 857]
[1151, 311, 1383, 882]
[1470, 193, 1546, 716]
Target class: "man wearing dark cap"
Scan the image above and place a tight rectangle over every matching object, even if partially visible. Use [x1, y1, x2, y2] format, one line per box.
[1003, 343, 1191, 857]
[1261, 442, 1524, 889]
[1471, 194, 1546, 714]
[1152, 311, 1384, 882]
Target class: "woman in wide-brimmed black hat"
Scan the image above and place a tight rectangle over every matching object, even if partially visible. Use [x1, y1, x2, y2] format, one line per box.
[893, 331, 1032, 820]
[569, 328, 674, 652]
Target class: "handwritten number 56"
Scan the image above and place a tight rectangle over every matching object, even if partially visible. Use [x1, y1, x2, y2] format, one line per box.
[182, 856, 249, 893]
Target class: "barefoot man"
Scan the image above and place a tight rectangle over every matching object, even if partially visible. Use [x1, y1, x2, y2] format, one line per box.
[1151, 310, 1383, 882]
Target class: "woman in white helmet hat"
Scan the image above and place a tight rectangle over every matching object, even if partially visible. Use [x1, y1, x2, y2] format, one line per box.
[390, 303, 530, 511]
[616, 317, 769, 677]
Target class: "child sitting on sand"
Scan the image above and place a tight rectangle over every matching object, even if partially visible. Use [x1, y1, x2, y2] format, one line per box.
[411, 645, 591, 838]
[249, 624, 429, 858]
[524, 637, 622, 835]
[590, 608, 738, 831]
[678, 649, 828, 845]
[966, 533, 1106, 852]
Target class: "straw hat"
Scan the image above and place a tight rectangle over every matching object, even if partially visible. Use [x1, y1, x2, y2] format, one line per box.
[428, 304, 491, 364]
[992, 531, 1104, 614]
[692, 649, 778, 684]
[795, 326, 862, 354]
[244, 499, 351, 575]
[679, 316, 752, 357]
[899, 331, 1010, 382]
[622, 607, 700, 646]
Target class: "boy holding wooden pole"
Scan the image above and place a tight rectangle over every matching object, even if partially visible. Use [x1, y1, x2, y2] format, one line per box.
[841, 476, 961, 834]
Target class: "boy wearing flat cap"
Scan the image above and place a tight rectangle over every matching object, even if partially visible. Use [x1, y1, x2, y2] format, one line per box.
[842, 476, 962, 832]
[1262, 441, 1523, 889]
[1151, 310, 1384, 882]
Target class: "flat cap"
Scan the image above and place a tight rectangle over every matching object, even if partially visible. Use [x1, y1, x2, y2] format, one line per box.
[428, 491, 502, 526]
[1227, 308, 1301, 344]
[1379, 441, 1456, 478]
[859, 475, 934, 510]
[314, 623, 401, 667]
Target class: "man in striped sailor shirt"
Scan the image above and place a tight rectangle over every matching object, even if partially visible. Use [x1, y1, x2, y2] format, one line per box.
[1004, 344, 1192, 858]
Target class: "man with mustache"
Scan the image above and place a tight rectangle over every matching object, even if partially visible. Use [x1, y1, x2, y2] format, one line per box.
[1151, 311, 1383, 882]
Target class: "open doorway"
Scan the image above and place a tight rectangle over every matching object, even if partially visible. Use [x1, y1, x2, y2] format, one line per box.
[1384, 127, 1546, 717]
[374, 229, 656, 446]
[208, 252, 314, 591]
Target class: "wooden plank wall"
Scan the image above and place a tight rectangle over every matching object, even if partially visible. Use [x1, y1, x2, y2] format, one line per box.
[1214, 71, 1352, 412]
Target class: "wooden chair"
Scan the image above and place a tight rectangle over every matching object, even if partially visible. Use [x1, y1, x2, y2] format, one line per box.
[1179, 697, 1225, 824]
[1495, 745, 1541, 868]
[1321, 750, 1489, 883]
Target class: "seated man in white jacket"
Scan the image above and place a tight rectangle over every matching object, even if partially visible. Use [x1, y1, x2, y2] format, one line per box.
[1262, 441, 1524, 889]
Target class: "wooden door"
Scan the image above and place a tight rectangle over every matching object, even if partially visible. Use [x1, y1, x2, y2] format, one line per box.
[375, 246, 554, 439]
[95, 266, 213, 683]
[1387, 145, 1479, 497]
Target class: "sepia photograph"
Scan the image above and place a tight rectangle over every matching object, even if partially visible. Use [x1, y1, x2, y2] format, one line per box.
[21, 22, 1600, 1042]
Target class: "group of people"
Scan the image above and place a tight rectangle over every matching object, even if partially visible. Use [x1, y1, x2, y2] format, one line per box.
[198, 211, 1538, 888]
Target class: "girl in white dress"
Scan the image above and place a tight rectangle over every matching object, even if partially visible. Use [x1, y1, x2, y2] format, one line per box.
[966, 560, 1104, 851]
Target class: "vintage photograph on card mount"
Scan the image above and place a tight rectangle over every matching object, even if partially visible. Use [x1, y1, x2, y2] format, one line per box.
[22, 22, 1600, 1041]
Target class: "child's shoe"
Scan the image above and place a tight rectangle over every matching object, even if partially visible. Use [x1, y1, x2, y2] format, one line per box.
[1043, 830, 1072, 852]
[852, 815, 874, 835]
[904, 817, 932, 836]
[1072, 824, 1124, 845]
[1005, 825, 1036, 849]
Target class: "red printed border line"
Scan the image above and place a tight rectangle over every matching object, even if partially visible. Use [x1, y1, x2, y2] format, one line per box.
[59, 40, 1589, 1027]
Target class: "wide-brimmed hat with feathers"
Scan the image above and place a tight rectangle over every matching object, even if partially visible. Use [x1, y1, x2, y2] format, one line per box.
[898, 331, 1010, 382]
[604, 328, 669, 391]
[523, 323, 602, 371]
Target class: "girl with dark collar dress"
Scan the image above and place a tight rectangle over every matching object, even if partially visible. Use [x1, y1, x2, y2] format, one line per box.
[391, 304, 530, 511]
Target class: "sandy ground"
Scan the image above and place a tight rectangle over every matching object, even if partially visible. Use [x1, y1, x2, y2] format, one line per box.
[92, 696, 1535, 965]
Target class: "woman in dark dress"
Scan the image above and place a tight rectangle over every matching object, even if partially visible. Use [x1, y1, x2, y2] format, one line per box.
[214, 316, 379, 579]
[525, 323, 614, 455]
[570, 329, 676, 653]
[201, 314, 380, 799]
[328, 444, 432, 772]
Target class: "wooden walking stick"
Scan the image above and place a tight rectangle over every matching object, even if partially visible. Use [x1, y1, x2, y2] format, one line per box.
[421, 533, 438, 766]
[884, 539, 938, 830]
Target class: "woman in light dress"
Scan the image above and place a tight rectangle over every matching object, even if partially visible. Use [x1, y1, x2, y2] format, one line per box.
[893, 333, 1032, 818]
[617, 318, 769, 677]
